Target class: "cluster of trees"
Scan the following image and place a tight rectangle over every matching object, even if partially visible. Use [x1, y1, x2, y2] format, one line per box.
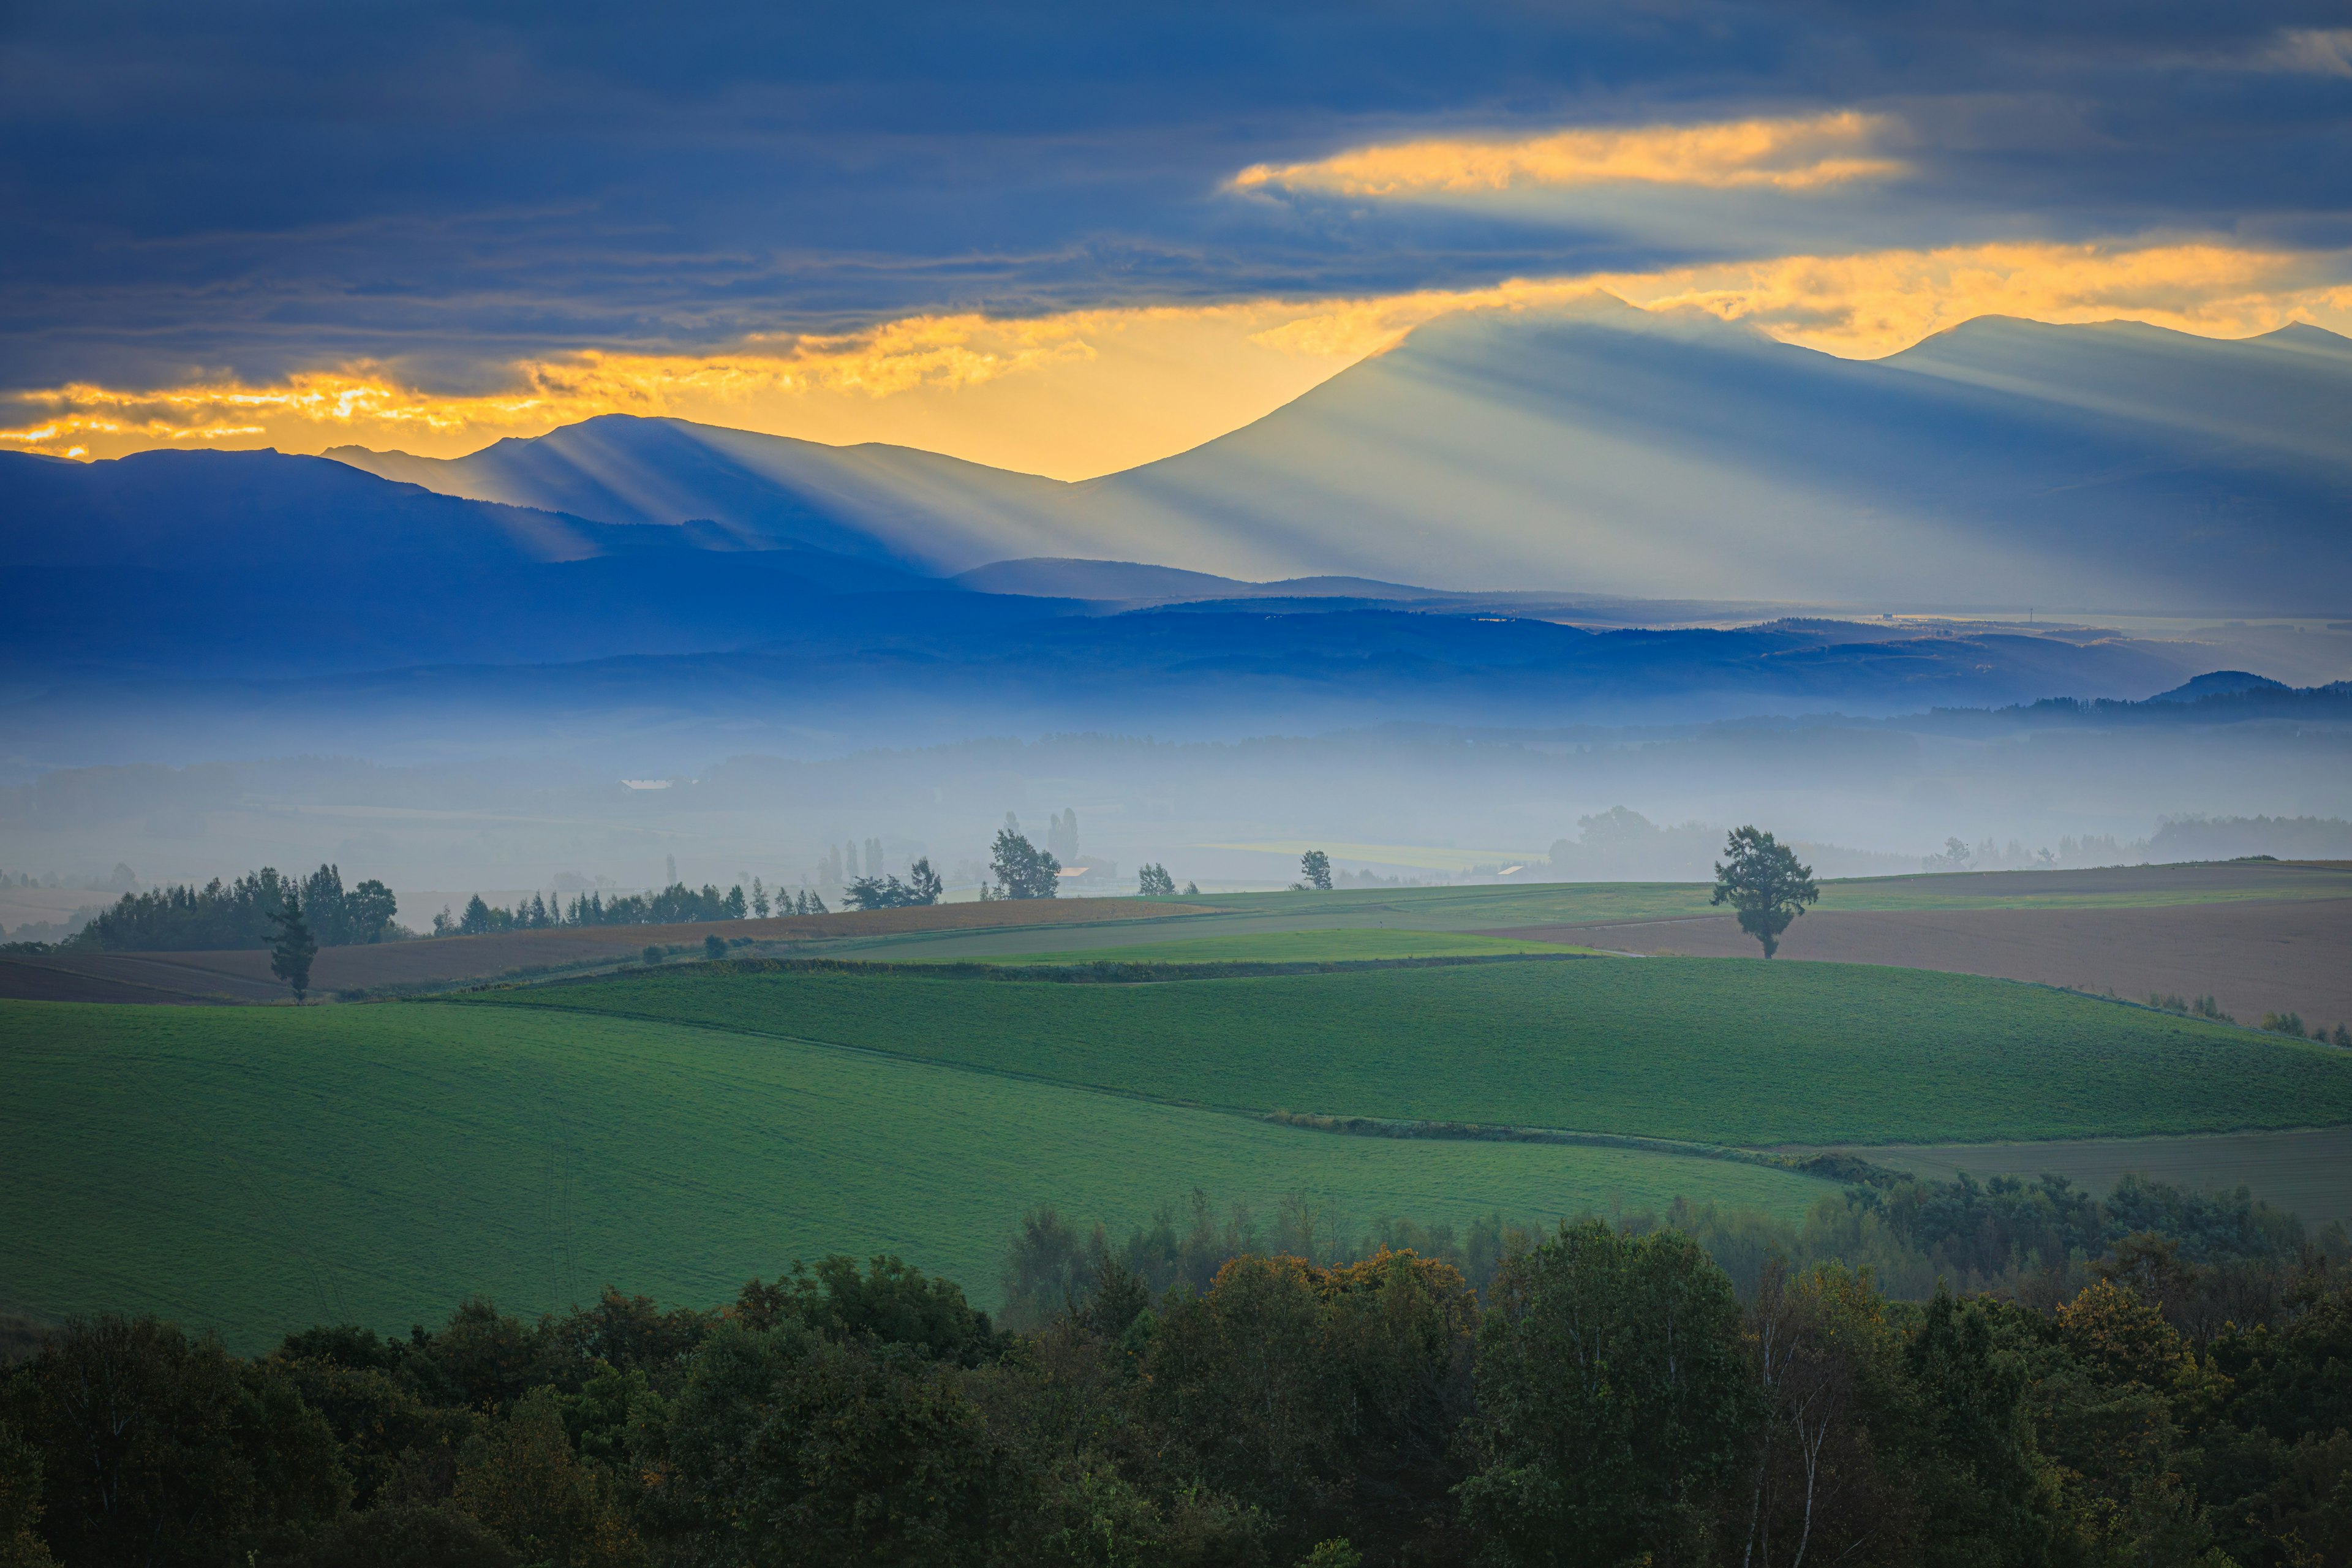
[65, 865, 397, 952]
[2150, 815, 2352, 862]
[437, 880, 840, 937]
[1910, 819, 2345, 876]
[846, 858, 943, 910]
[8, 1186, 2352, 1568]
[2143, 993, 2351, 1047]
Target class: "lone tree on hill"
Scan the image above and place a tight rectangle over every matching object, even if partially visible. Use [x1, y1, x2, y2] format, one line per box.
[268, 894, 318, 1002]
[1298, 850, 1333, 892]
[1711, 826, 1818, 959]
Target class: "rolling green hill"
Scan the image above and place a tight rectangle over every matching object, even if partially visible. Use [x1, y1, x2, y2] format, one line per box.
[0, 998, 1828, 1351]
[475, 956, 2352, 1146]
[923, 929, 1589, 964]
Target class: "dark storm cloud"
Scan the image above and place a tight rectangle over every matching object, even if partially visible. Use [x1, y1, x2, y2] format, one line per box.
[4, 0, 2350, 391]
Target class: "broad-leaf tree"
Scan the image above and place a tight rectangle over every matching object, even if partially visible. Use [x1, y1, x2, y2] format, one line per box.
[1460, 1221, 1758, 1567]
[1299, 850, 1333, 892]
[990, 828, 1060, 900]
[1711, 826, 1819, 958]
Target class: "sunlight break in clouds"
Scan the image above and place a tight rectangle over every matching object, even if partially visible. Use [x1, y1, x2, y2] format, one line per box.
[6, 241, 2349, 479]
[1232, 111, 1903, 197]
[1248, 240, 2352, 364]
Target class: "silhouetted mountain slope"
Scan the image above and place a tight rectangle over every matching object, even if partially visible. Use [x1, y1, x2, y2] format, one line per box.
[320, 306, 2352, 614]
[1073, 302, 2352, 611]
[0, 449, 956, 674]
[0, 608, 2205, 767]
[952, 558, 1435, 602]
[327, 415, 1094, 572]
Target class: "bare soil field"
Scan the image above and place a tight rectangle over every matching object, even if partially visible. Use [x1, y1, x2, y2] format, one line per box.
[1803, 1126, 2352, 1231]
[0, 955, 256, 1005]
[1487, 899, 2352, 1033]
[0, 898, 1209, 1003]
[1817, 861, 2352, 907]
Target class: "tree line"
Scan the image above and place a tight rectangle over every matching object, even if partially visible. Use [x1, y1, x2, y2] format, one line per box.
[5, 1170, 2350, 1568]
[63, 865, 397, 952]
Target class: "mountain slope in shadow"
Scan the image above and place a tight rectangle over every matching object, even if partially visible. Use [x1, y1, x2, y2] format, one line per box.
[322, 304, 2352, 614]
[328, 413, 1099, 572]
[1072, 301, 2352, 611]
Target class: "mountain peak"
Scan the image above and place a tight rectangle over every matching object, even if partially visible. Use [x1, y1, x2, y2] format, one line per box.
[2149, 670, 2291, 703]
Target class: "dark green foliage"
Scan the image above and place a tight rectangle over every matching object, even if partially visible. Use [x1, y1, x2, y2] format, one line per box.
[991, 827, 1061, 899]
[1143, 1250, 1477, 1563]
[1299, 850, 1333, 891]
[1136, 862, 1177, 896]
[2261, 1011, 2309, 1037]
[703, 933, 727, 960]
[72, 867, 296, 951]
[734, 1255, 999, 1366]
[0, 1419, 58, 1568]
[848, 856, 944, 909]
[456, 881, 753, 935]
[1460, 1221, 1757, 1567]
[299, 865, 399, 946]
[660, 1324, 1017, 1567]
[452, 1386, 644, 1566]
[270, 894, 318, 1001]
[1710, 825, 1820, 958]
[274, 1504, 518, 1568]
[17, 1215, 2352, 1568]
[1901, 1288, 2072, 1568]
[2, 1314, 347, 1566]
[67, 864, 398, 953]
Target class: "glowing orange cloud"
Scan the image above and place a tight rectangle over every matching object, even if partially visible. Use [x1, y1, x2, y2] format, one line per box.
[1233, 111, 1903, 197]
[1248, 239, 2352, 362]
[6, 239, 2348, 478]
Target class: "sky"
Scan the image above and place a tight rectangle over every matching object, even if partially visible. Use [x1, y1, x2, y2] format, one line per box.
[5, 1, 2352, 480]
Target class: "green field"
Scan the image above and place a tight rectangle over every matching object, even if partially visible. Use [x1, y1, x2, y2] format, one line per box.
[475, 957, 2352, 1146]
[0, 999, 1832, 1351]
[930, 929, 1591, 964]
[820, 863, 2352, 964]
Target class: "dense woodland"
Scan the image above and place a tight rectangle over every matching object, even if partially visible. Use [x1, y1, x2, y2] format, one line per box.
[7, 1172, 2352, 1568]
[64, 865, 396, 952]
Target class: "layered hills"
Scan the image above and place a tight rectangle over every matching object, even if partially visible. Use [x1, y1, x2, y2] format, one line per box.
[323, 301, 2352, 615]
[4, 301, 2346, 760]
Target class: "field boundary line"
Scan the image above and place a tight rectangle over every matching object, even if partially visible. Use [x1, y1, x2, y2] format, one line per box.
[1254, 1110, 1906, 1185]
[426, 993, 1829, 1182]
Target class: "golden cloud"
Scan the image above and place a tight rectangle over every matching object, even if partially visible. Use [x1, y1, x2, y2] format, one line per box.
[1238, 239, 2352, 363]
[1232, 111, 1903, 197]
[7, 239, 2348, 478]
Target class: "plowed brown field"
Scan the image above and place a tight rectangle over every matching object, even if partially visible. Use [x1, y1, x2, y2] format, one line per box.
[1, 897, 1210, 1003]
[1485, 899, 2352, 1034]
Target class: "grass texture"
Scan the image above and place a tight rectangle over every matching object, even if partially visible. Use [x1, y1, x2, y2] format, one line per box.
[0, 1000, 1828, 1351]
[477, 957, 2352, 1147]
[930, 929, 1591, 964]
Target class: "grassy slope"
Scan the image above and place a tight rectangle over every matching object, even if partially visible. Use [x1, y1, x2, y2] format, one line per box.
[1170, 863, 2352, 929]
[476, 959, 2352, 1146]
[0, 1000, 1827, 1350]
[935, 930, 1591, 964]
